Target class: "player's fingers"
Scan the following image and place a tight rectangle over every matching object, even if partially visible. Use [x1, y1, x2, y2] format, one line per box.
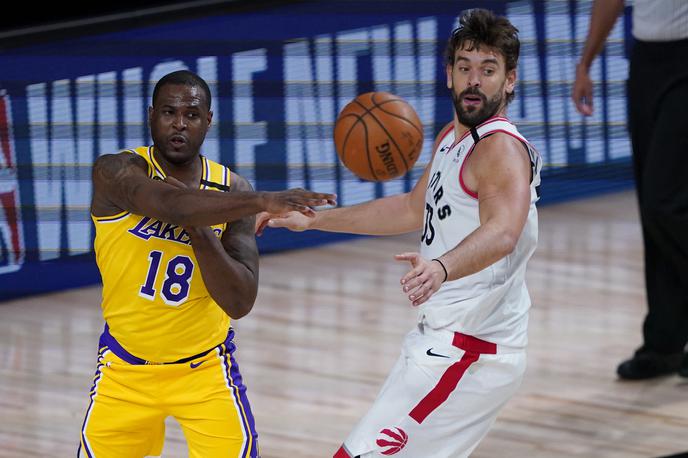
[402, 277, 420, 293]
[395, 253, 420, 277]
[405, 282, 424, 300]
[316, 192, 337, 202]
[411, 281, 438, 306]
[294, 206, 316, 217]
[415, 274, 441, 297]
[408, 284, 429, 306]
[255, 219, 269, 236]
[400, 266, 423, 286]
[581, 99, 593, 116]
[574, 98, 588, 116]
[402, 266, 431, 291]
[299, 197, 333, 209]
[394, 252, 417, 261]
[297, 191, 336, 205]
[267, 218, 284, 228]
[408, 275, 431, 296]
[397, 251, 419, 258]
[412, 294, 430, 307]
[575, 93, 593, 115]
[255, 212, 270, 236]
[574, 83, 594, 116]
[312, 193, 337, 206]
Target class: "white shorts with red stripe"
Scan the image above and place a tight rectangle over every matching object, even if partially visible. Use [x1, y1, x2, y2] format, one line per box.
[333, 324, 526, 458]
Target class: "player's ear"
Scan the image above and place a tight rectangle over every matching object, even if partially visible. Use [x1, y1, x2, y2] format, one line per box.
[505, 67, 517, 97]
[207, 110, 213, 127]
[147, 106, 154, 125]
[446, 63, 453, 90]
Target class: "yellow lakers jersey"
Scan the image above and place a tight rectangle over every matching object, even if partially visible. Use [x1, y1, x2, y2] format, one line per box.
[93, 146, 231, 362]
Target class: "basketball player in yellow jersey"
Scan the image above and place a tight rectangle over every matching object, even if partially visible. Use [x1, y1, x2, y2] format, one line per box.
[78, 70, 336, 458]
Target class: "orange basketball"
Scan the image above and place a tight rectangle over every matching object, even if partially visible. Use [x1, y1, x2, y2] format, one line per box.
[333, 92, 424, 181]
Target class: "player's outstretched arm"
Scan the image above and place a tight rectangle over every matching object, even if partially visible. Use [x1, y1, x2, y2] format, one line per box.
[91, 152, 336, 225]
[257, 122, 454, 236]
[167, 173, 259, 319]
[258, 190, 424, 236]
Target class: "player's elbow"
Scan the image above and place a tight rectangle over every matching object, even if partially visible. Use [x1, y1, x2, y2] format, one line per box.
[496, 229, 519, 257]
[222, 298, 256, 320]
[220, 286, 257, 320]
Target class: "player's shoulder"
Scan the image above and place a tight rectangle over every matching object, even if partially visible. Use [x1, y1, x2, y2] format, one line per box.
[476, 130, 525, 155]
[429, 122, 455, 158]
[434, 121, 455, 146]
[472, 131, 531, 173]
[93, 150, 148, 178]
[121, 146, 150, 156]
[228, 171, 254, 192]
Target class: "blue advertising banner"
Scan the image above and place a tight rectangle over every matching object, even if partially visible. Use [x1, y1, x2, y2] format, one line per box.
[0, 0, 632, 300]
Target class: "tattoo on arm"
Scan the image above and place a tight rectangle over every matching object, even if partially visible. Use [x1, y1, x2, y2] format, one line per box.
[222, 173, 258, 275]
[92, 152, 151, 213]
[93, 153, 147, 183]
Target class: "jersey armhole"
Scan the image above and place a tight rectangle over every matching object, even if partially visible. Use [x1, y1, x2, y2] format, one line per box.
[458, 130, 534, 199]
[458, 144, 479, 200]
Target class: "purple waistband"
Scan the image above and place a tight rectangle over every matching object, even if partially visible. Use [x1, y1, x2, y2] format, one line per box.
[100, 323, 234, 365]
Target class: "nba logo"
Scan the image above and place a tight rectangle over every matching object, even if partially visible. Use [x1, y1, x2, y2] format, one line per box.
[0, 89, 25, 274]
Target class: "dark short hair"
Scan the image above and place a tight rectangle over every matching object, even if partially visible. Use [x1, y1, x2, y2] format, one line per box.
[445, 9, 520, 103]
[151, 70, 212, 110]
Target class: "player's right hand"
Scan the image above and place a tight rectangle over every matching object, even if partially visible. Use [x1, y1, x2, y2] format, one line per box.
[263, 188, 336, 217]
[572, 64, 594, 116]
[264, 211, 313, 233]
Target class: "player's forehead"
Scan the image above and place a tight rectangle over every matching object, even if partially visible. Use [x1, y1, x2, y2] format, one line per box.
[154, 84, 206, 109]
[454, 42, 505, 67]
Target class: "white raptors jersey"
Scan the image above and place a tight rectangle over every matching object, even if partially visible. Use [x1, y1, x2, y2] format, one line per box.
[418, 116, 541, 348]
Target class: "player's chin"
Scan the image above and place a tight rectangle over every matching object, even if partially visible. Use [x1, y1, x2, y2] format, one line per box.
[165, 142, 196, 161]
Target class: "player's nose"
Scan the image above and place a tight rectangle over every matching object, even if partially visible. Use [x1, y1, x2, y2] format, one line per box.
[172, 113, 187, 130]
[467, 69, 482, 87]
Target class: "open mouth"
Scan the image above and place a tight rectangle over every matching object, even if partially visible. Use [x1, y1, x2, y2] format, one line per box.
[462, 95, 483, 106]
[169, 135, 187, 147]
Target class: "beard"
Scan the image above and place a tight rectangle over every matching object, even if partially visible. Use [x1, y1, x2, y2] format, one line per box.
[451, 85, 504, 128]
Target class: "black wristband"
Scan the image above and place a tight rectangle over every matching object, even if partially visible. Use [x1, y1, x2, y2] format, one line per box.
[432, 258, 448, 283]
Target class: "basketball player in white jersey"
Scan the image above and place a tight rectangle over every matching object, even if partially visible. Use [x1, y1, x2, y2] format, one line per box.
[258, 9, 541, 457]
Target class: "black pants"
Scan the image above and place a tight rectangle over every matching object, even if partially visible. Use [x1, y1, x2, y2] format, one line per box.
[627, 38, 688, 354]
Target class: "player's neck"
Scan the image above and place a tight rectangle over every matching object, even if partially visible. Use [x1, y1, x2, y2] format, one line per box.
[152, 147, 203, 187]
[453, 107, 508, 137]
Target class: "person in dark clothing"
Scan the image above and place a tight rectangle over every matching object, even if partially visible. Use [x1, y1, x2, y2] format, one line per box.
[572, 0, 688, 380]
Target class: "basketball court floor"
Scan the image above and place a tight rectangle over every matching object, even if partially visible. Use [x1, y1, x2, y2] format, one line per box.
[1, 190, 687, 457]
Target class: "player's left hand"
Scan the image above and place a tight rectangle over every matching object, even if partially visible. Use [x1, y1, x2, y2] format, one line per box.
[395, 252, 445, 307]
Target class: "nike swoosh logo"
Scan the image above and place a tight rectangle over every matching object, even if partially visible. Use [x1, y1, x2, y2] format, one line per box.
[426, 348, 450, 358]
[190, 361, 204, 369]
